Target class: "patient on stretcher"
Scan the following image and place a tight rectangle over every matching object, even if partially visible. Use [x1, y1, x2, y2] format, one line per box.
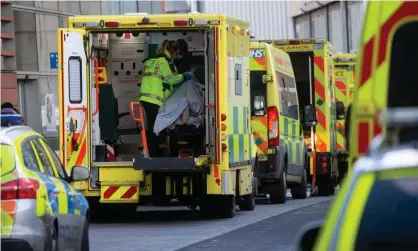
[153, 74, 205, 135]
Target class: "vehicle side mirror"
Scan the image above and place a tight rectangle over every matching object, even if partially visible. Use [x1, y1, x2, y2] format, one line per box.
[253, 95, 266, 116]
[302, 104, 317, 127]
[70, 165, 90, 182]
[335, 101, 345, 120]
[345, 104, 352, 150]
[296, 221, 322, 251]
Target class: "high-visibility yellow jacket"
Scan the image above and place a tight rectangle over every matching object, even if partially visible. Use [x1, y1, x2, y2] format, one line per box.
[139, 50, 184, 106]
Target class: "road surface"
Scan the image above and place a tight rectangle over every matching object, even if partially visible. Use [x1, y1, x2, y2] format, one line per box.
[89, 194, 332, 251]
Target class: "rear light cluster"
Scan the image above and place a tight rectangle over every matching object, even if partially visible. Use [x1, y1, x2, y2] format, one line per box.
[220, 114, 228, 152]
[1, 178, 40, 200]
[321, 156, 328, 174]
[267, 106, 280, 146]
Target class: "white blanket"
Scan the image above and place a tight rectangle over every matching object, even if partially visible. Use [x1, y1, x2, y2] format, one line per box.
[153, 78, 204, 135]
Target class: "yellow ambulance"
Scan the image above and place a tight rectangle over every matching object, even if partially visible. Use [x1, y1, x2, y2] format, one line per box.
[249, 41, 317, 203]
[333, 53, 356, 183]
[273, 39, 346, 196]
[57, 13, 257, 220]
[347, 1, 418, 166]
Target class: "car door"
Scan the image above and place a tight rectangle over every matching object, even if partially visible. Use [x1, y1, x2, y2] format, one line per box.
[38, 137, 87, 245]
[30, 137, 79, 251]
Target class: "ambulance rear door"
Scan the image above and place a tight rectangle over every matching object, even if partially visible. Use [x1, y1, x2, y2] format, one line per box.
[58, 28, 90, 176]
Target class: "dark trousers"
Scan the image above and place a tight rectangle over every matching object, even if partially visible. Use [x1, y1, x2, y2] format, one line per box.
[140, 101, 165, 157]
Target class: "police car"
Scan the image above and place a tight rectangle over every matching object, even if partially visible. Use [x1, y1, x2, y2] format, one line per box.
[1, 112, 91, 251]
[295, 107, 418, 251]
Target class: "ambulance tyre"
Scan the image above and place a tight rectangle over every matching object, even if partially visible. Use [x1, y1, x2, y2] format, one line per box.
[199, 196, 218, 219]
[270, 170, 287, 204]
[218, 195, 236, 218]
[318, 176, 335, 196]
[291, 166, 307, 199]
[239, 179, 256, 211]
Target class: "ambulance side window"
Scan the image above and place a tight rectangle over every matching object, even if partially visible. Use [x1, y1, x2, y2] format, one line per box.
[284, 75, 299, 120]
[21, 140, 41, 172]
[68, 56, 83, 104]
[277, 72, 289, 117]
[235, 64, 243, 96]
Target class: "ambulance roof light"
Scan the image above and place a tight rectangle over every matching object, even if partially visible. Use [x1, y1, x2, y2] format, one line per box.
[125, 12, 149, 16]
[274, 39, 287, 45]
[340, 58, 350, 62]
[105, 21, 120, 28]
[73, 22, 85, 27]
[173, 20, 188, 26]
[289, 39, 301, 45]
[314, 38, 325, 44]
[301, 39, 313, 43]
[85, 21, 100, 27]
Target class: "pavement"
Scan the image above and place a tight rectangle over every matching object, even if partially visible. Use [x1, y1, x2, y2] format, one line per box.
[89, 190, 333, 251]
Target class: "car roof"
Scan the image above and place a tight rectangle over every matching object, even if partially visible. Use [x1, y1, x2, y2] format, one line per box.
[0, 126, 39, 144]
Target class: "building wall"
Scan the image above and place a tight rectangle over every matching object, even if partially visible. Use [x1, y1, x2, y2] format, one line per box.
[1, 1, 18, 110]
[198, 0, 294, 40]
[291, 1, 367, 52]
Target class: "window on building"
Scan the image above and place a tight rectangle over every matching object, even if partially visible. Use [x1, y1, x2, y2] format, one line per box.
[14, 1, 35, 7]
[235, 64, 243, 96]
[59, 17, 69, 28]
[14, 11, 38, 71]
[328, 2, 345, 52]
[80, 1, 102, 15]
[294, 15, 311, 38]
[348, 1, 366, 52]
[311, 8, 327, 39]
[37, 14, 59, 71]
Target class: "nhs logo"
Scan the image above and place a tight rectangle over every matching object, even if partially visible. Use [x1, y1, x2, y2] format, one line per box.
[250, 49, 265, 58]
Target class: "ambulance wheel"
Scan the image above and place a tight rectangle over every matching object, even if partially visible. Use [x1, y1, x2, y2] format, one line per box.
[218, 195, 236, 218]
[291, 167, 307, 199]
[199, 196, 218, 219]
[318, 176, 335, 196]
[239, 190, 256, 211]
[270, 170, 287, 204]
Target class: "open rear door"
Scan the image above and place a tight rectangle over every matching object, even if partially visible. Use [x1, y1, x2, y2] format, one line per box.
[58, 28, 89, 182]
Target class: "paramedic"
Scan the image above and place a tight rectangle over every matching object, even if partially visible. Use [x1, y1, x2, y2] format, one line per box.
[174, 39, 191, 74]
[139, 40, 192, 157]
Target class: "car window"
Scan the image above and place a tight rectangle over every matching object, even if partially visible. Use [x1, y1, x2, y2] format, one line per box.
[354, 177, 418, 250]
[31, 138, 56, 177]
[21, 140, 42, 172]
[39, 138, 67, 179]
[1, 143, 16, 175]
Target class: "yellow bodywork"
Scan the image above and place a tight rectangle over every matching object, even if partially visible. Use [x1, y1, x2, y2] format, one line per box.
[249, 41, 305, 168]
[58, 13, 255, 206]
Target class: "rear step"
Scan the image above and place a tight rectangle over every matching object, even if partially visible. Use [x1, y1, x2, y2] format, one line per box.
[133, 157, 205, 172]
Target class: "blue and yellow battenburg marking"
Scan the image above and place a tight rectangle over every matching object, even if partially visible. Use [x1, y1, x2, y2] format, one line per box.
[228, 106, 252, 163]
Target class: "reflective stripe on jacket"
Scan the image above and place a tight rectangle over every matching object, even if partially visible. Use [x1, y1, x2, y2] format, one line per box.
[139, 50, 184, 106]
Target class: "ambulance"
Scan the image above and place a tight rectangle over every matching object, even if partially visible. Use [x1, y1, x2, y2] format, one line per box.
[57, 13, 257, 220]
[272, 39, 346, 196]
[333, 53, 356, 183]
[249, 41, 317, 203]
[347, 1, 418, 167]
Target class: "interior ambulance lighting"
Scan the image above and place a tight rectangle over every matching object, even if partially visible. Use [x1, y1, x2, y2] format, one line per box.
[274, 39, 287, 45]
[105, 21, 120, 28]
[173, 20, 188, 26]
[73, 22, 85, 27]
[288, 40, 301, 45]
[85, 21, 100, 27]
[314, 38, 325, 44]
[221, 114, 227, 121]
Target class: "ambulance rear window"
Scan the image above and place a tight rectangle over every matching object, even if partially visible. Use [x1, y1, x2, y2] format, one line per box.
[68, 56, 82, 104]
[0, 143, 16, 175]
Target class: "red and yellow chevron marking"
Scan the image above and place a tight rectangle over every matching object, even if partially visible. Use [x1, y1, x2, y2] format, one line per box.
[353, 1, 417, 157]
[336, 121, 345, 150]
[249, 52, 267, 71]
[335, 79, 347, 151]
[1, 200, 16, 235]
[251, 116, 268, 154]
[101, 185, 139, 202]
[313, 55, 328, 152]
